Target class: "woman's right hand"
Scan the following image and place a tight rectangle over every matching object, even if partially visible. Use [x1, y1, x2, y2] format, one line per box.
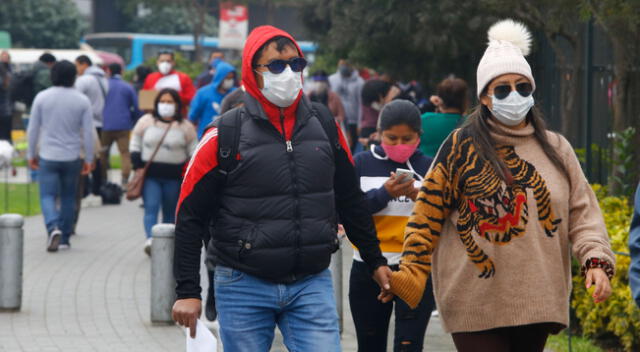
[384, 172, 416, 198]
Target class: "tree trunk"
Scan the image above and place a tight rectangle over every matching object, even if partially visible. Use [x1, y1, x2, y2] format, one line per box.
[193, 9, 206, 63]
[607, 37, 639, 194]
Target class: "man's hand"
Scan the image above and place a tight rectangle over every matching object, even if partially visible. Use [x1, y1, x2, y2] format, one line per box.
[28, 158, 39, 170]
[372, 265, 392, 291]
[586, 268, 612, 304]
[172, 298, 202, 338]
[373, 265, 394, 304]
[81, 162, 92, 176]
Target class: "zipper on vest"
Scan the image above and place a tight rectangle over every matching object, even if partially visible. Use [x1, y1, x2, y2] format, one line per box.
[280, 109, 293, 153]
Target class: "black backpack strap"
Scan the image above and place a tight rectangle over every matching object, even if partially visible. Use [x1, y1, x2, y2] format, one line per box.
[216, 107, 243, 177]
[310, 102, 342, 155]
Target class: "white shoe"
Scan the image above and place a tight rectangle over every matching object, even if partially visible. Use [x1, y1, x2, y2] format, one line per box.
[47, 230, 62, 252]
[144, 238, 152, 256]
[431, 310, 440, 317]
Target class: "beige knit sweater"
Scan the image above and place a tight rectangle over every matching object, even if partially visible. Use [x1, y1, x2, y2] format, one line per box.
[390, 120, 615, 333]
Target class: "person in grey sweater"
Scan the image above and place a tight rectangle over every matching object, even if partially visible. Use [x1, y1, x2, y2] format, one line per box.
[27, 60, 94, 252]
[328, 59, 364, 150]
[75, 55, 108, 194]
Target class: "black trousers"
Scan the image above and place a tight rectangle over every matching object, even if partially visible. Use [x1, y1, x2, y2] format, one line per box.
[349, 260, 436, 352]
[91, 128, 103, 195]
[451, 323, 561, 352]
[0, 114, 11, 142]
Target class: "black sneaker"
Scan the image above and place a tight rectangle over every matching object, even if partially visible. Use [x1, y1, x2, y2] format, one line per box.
[47, 230, 62, 252]
[205, 293, 217, 321]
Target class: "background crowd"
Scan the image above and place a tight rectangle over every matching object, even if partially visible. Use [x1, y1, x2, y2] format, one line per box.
[0, 18, 639, 352]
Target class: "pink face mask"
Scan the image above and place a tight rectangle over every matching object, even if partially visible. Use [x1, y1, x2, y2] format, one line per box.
[381, 139, 420, 164]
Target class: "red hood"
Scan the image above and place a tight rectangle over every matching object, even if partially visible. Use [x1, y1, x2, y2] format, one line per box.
[242, 25, 304, 122]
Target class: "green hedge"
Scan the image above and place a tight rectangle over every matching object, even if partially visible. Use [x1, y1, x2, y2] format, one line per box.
[571, 185, 639, 351]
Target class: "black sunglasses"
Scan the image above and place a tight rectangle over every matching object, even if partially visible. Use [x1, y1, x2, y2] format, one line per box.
[254, 57, 307, 74]
[492, 82, 533, 100]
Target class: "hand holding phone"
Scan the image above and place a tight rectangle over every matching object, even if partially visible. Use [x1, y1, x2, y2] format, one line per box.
[395, 168, 414, 184]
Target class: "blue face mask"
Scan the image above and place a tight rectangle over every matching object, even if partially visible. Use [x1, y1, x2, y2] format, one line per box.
[489, 91, 534, 126]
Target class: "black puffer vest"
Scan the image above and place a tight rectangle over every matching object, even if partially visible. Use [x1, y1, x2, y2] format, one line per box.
[208, 95, 339, 283]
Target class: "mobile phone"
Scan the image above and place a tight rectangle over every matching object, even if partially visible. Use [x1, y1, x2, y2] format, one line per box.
[395, 168, 414, 184]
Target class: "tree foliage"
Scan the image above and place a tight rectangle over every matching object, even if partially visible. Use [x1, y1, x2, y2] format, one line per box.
[300, 0, 496, 87]
[122, 4, 218, 36]
[0, 0, 87, 49]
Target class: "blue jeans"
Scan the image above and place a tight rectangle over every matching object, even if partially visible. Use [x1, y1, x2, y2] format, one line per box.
[38, 159, 82, 243]
[142, 177, 180, 239]
[214, 265, 341, 352]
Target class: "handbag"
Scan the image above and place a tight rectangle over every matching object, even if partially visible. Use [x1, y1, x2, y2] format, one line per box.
[126, 123, 172, 201]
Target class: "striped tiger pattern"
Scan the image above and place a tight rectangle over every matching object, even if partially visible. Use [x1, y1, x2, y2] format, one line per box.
[401, 130, 561, 280]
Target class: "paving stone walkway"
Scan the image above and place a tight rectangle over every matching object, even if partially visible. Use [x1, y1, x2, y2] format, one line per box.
[0, 192, 455, 351]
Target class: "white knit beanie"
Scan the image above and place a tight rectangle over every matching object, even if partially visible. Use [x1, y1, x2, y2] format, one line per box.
[476, 19, 536, 98]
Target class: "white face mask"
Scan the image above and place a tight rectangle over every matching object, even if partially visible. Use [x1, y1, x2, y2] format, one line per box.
[221, 78, 234, 91]
[158, 61, 172, 75]
[258, 66, 302, 107]
[157, 102, 176, 118]
[312, 81, 328, 93]
[489, 91, 534, 126]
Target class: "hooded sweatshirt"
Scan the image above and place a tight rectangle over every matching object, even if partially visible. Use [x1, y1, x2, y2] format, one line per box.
[188, 61, 237, 138]
[75, 66, 109, 128]
[173, 25, 386, 299]
[240, 26, 303, 139]
[354, 145, 433, 264]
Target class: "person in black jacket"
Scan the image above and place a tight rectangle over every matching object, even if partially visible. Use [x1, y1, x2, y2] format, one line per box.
[171, 25, 391, 351]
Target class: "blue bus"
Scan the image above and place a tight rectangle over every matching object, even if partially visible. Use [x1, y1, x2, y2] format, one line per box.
[83, 32, 317, 71]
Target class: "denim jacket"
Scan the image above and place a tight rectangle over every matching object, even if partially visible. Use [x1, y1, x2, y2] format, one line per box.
[629, 182, 640, 307]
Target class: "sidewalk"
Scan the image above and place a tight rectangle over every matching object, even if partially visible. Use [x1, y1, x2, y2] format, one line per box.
[0, 197, 455, 351]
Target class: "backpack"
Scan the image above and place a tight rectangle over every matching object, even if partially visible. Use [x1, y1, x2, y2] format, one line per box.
[215, 101, 342, 178]
[100, 182, 123, 205]
[9, 70, 35, 106]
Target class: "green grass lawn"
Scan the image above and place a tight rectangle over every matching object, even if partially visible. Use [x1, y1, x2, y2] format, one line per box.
[546, 332, 603, 352]
[109, 155, 122, 170]
[0, 183, 41, 216]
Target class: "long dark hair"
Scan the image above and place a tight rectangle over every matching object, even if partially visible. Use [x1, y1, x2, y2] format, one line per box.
[152, 88, 183, 122]
[460, 103, 569, 181]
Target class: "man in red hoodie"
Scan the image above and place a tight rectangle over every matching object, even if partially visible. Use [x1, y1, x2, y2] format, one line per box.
[172, 26, 391, 351]
[142, 50, 196, 109]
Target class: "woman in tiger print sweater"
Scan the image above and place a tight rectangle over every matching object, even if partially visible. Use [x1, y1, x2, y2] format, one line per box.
[385, 20, 615, 351]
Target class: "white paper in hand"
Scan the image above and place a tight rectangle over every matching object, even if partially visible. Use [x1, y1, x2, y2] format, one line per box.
[186, 319, 217, 352]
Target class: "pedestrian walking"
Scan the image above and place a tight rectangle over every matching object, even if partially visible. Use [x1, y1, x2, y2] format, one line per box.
[101, 63, 141, 188]
[329, 59, 364, 150]
[630, 182, 640, 308]
[130, 88, 197, 255]
[351, 100, 435, 352]
[308, 70, 345, 128]
[359, 79, 393, 151]
[133, 65, 152, 93]
[75, 55, 109, 195]
[219, 86, 245, 115]
[189, 61, 237, 139]
[420, 77, 469, 157]
[33, 53, 56, 97]
[172, 26, 391, 351]
[195, 51, 225, 88]
[0, 61, 11, 142]
[383, 19, 615, 352]
[27, 60, 94, 252]
[143, 51, 196, 109]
